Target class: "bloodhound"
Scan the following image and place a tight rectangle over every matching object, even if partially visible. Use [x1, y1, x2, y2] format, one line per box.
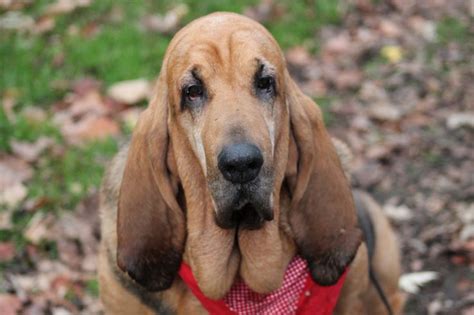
[98, 12, 405, 315]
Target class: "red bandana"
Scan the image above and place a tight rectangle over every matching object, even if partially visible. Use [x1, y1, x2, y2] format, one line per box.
[178, 256, 347, 315]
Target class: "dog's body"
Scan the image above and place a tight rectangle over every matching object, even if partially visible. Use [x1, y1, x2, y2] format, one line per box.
[98, 13, 405, 314]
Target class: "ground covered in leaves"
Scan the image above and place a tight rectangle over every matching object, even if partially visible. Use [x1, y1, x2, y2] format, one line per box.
[0, 0, 472, 314]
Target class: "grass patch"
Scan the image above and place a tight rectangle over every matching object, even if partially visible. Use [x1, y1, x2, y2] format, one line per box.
[0, 208, 32, 251]
[314, 96, 334, 126]
[1, 0, 343, 106]
[423, 151, 445, 167]
[266, 0, 342, 48]
[28, 138, 118, 212]
[1, 0, 170, 106]
[85, 279, 100, 297]
[0, 107, 61, 152]
[437, 17, 469, 44]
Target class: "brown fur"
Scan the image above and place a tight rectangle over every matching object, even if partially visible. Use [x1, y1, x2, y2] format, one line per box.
[98, 12, 405, 314]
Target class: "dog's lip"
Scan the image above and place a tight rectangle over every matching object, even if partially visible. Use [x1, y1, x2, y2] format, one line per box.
[215, 202, 274, 230]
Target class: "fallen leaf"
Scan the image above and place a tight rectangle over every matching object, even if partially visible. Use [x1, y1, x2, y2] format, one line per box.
[353, 162, 384, 188]
[359, 81, 389, 103]
[52, 307, 73, 315]
[24, 213, 55, 245]
[367, 102, 403, 121]
[68, 91, 109, 117]
[0, 155, 33, 191]
[0, 294, 22, 315]
[350, 115, 371, 131]
[71, 77, 102, 96]
[389, 0, 416, 13]
[44, 0, 91, 16]
[378, 19, 402, 38]
[107, 79, 151, 105]
[33, 16, 55, 34]
[383, 204, 414, 222]
[0, 210, 13, 229]
[2, 89, 18, 122]
[141, 4, 188, 35]
[381, 45, 403, 63]
[446, 240, 474, 266]
[333, 69, 363, 90]
[0, 0, 18, 10]
[428, 299, 442, 315]
[322, 32, 352, 56]
[0, 11, 34, 31]
[20, 106, 48, 124]
[446, 112, 474, 130]
[0, 242, 15, 262]
[366, 143, 393, 160]
[23, 302, 46, 315]
[120, 108, 143, 130]
[460, 225, 474, 242]
[455, 203, 474, 225]
[0, 182, 27, 208]
[399, 271, 439, 294]
[301, 80, 328, 98]
[409, 16, 436, 41]
[62, 115, 120, 143]
[285, 46, 313, 67]
[10, 137, 55, 162]
[244, 0, 280, 23]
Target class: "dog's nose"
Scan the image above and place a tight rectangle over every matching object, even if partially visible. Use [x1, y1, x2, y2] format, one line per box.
[218, 143, 263, 184]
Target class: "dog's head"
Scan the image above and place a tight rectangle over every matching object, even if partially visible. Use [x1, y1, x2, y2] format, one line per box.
[164, 16, 288, 231]
[116, 12, 361, 298]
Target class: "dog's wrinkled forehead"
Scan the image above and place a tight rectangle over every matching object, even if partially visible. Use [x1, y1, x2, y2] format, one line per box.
[163, 13, 285, 84]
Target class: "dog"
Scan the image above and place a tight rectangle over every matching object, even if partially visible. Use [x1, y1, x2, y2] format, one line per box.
[98, 12, 405, 314]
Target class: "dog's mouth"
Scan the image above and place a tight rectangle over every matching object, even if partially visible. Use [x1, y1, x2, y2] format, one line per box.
[232, 202, 273, 230]
[214, 192, 273, 230]
[209, 168, 274, 231]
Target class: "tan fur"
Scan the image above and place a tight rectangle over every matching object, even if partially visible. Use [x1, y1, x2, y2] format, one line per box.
[98, 12, 404, 314]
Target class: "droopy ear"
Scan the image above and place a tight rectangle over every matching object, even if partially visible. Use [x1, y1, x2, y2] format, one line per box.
[285, 73, 361, 286]
[117, 74, 185, 291]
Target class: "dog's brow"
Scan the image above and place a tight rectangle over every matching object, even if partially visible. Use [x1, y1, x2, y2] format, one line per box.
[180, 67, 203, 87]
[255, 59, 276, 77]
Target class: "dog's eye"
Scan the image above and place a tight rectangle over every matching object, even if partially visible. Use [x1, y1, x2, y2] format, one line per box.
[185, 84, 204, 101]
[256, 76, 274, 91]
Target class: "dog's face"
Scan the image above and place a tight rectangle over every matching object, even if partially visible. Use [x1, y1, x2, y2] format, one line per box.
[165, 23, 288, 230]
[117, 12, 361, 297]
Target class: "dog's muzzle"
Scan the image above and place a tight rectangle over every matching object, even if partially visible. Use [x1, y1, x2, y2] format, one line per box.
[214, 142, 272, 230]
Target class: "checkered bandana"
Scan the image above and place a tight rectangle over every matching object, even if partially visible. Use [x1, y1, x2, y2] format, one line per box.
[223, 256, 308, 315]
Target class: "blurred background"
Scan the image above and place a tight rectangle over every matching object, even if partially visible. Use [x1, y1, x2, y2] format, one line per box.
[0, 0, 472, 314]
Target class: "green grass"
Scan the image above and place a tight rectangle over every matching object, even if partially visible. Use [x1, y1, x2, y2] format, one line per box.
[85, 279, 100, 297]
[314, 96, 334, 126]
[28, 138, 118, 211]
[1, 0, 343, 106]
[0, 137, 116, 252]
[267, 0, 342, 48]
[436, 17, 469, 44]
[0, 107, 61, 151]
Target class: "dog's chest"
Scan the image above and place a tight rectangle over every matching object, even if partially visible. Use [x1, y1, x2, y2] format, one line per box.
[223, 256, 307, 314]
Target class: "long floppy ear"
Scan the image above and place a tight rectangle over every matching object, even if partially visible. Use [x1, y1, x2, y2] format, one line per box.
[285, 73, 361, 286]
[117, 74, 185, 291]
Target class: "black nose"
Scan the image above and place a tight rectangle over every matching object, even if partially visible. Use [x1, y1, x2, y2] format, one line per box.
[218, 143, 264, 184]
